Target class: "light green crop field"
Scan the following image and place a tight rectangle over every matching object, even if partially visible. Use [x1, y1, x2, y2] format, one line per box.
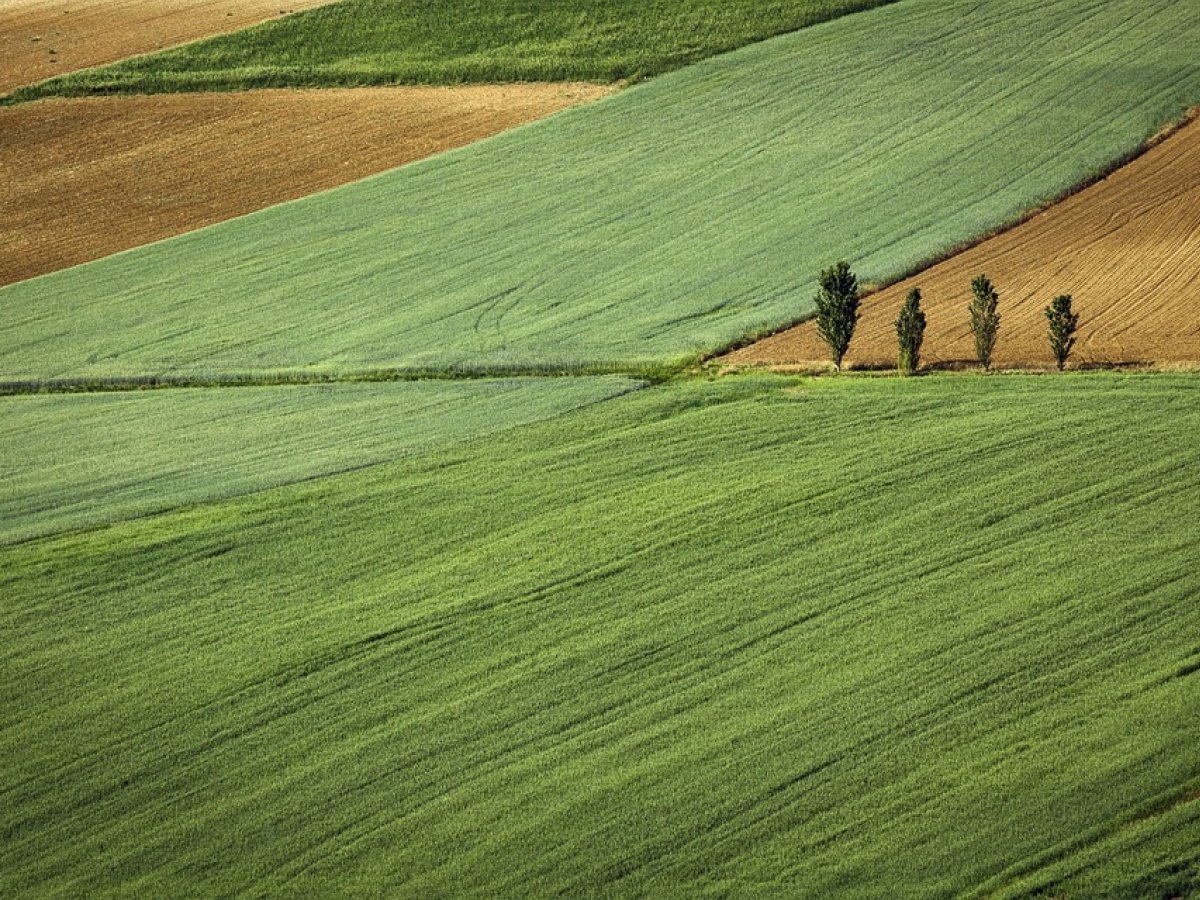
[0, 377, 640, 545]
[5, 0, 898, 99]
[3, 0, 1198, 382]
[3, 374, 1199, 896]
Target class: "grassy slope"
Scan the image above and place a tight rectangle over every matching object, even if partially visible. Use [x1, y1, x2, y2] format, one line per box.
[3, 374, 1199, 896]
[3, 0, 1198, 381]
[0, 377, 639, 545]
[6, 0, 898, 98]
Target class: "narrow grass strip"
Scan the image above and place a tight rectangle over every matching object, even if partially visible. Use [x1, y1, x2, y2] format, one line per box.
[0, 359, 682, 396]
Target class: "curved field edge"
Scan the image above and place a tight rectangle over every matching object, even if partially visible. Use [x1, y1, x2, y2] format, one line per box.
[0, 376, 642, 545]
[0, 85, 614, 287]
[0, 0, 340, 95]
[725, 110, 1200, 370]
[3, 0, 902, 101]
[2, 373, 1198, 895]
[2, 0, 1197, 381]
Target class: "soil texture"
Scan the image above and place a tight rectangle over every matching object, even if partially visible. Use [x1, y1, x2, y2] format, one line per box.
[0, 84, 613, 285]
[0, 0, 339, 94]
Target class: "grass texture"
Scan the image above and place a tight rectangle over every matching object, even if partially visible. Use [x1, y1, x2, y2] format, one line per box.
[3, 373, 1199, 896]
[0, 376, 639, 545]
[6, 0, 898, 99]
[2, 0, 1198, 381]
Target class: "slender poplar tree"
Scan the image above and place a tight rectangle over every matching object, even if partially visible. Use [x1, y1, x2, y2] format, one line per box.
[1045, 294, 1079, 371]
[968, 274, 1001, 370]
[814, 261, 860, 371]
[895, 287, 926, 376]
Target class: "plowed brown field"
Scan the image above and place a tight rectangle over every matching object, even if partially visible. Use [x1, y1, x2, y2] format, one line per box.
[727, 117, 1200, 370]
[0, 0, 338, 94]
[0, 84, 613, 286]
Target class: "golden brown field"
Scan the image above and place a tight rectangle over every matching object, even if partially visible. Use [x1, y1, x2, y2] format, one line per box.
[0, 84, 613, 285]
[728, 115, 1200, 370]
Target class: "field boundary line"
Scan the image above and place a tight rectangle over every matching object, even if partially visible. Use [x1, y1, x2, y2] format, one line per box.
[0, 362, 686, 397]
[8, 360, 1200, 398]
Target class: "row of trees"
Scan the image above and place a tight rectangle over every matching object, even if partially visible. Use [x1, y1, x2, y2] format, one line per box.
[814, 262, 1080, 374]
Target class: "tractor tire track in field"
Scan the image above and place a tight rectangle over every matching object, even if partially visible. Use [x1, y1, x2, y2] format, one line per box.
[0, 0, 340, 95]
[2, 0, 1198, 380]
[5, 376, 1200, 893]
[728, 111, 1200, 371]
[0, 84, 615, 287]
[969, 781, 1200, 898]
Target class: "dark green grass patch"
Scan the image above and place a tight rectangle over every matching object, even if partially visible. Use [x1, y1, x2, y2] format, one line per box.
[3, 373, 1199, 895]
[2, 0, 1197, 381]
[0, 376, 640, 544]
[7, 0, 899, 100]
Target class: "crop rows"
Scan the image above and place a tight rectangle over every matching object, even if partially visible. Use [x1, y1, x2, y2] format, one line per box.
[3, 0, 1197, 382]
[4, 0, 1200, 894]
[3, 374, 1199, 895]
[0, 376, 640, 544]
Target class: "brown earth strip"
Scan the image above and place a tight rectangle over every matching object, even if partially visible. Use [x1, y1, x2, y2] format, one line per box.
[0, 0, 340, 95]
[727, 116, 1200, 371]
[0, 84, 614, 286]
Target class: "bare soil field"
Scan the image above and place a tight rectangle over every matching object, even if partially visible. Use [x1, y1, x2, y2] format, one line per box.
[728, 117, 1200, 370]
[0, 84, 613, 286]
[0, 0, 339, 95]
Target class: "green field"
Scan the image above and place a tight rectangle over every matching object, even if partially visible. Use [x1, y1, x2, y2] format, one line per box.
[0, 377, 639, 545]
[5, 0, 897, 99]
[6, 0, 1200, 891]
[3, 374, 1199, 896]
[3, 0, 1198, 382]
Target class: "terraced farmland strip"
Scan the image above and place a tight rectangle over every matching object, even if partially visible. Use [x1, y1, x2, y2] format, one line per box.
[0, 85, 613, 286]
[0, 376, 640, 544]
[0, 0, 339, 94]
[7, 0, 899, 99]
[728, 113, 1200, 370]
[3, 374, 1199, 895]
[2, 0, 1197, 380]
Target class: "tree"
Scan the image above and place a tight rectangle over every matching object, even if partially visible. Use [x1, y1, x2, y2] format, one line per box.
[894, 287, 926, 376]
[968, 274, 1000, 370]
[814, 261, 860, 371]
[1045, 293, 1079, 371]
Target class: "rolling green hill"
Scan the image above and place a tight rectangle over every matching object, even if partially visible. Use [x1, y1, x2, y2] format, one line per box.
[5, 0, 897, 99]
[6, 0, 1200, 893]
[3, 0, 1198, 382]
[3, 373, 1198, 895]
[0, 376, 640, 545]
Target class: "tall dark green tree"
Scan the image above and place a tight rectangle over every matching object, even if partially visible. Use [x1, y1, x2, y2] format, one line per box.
[814, 261, 860, 371]
[968, 274, 1001, 370]
[1045, 293, 1079, 371]
[894, 287, 926, 376]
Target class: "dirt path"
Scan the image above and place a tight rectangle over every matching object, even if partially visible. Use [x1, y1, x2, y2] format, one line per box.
[0, 84, 613, 286]
[0, 0, 339, 94]
[728, 117, 1200, 370]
